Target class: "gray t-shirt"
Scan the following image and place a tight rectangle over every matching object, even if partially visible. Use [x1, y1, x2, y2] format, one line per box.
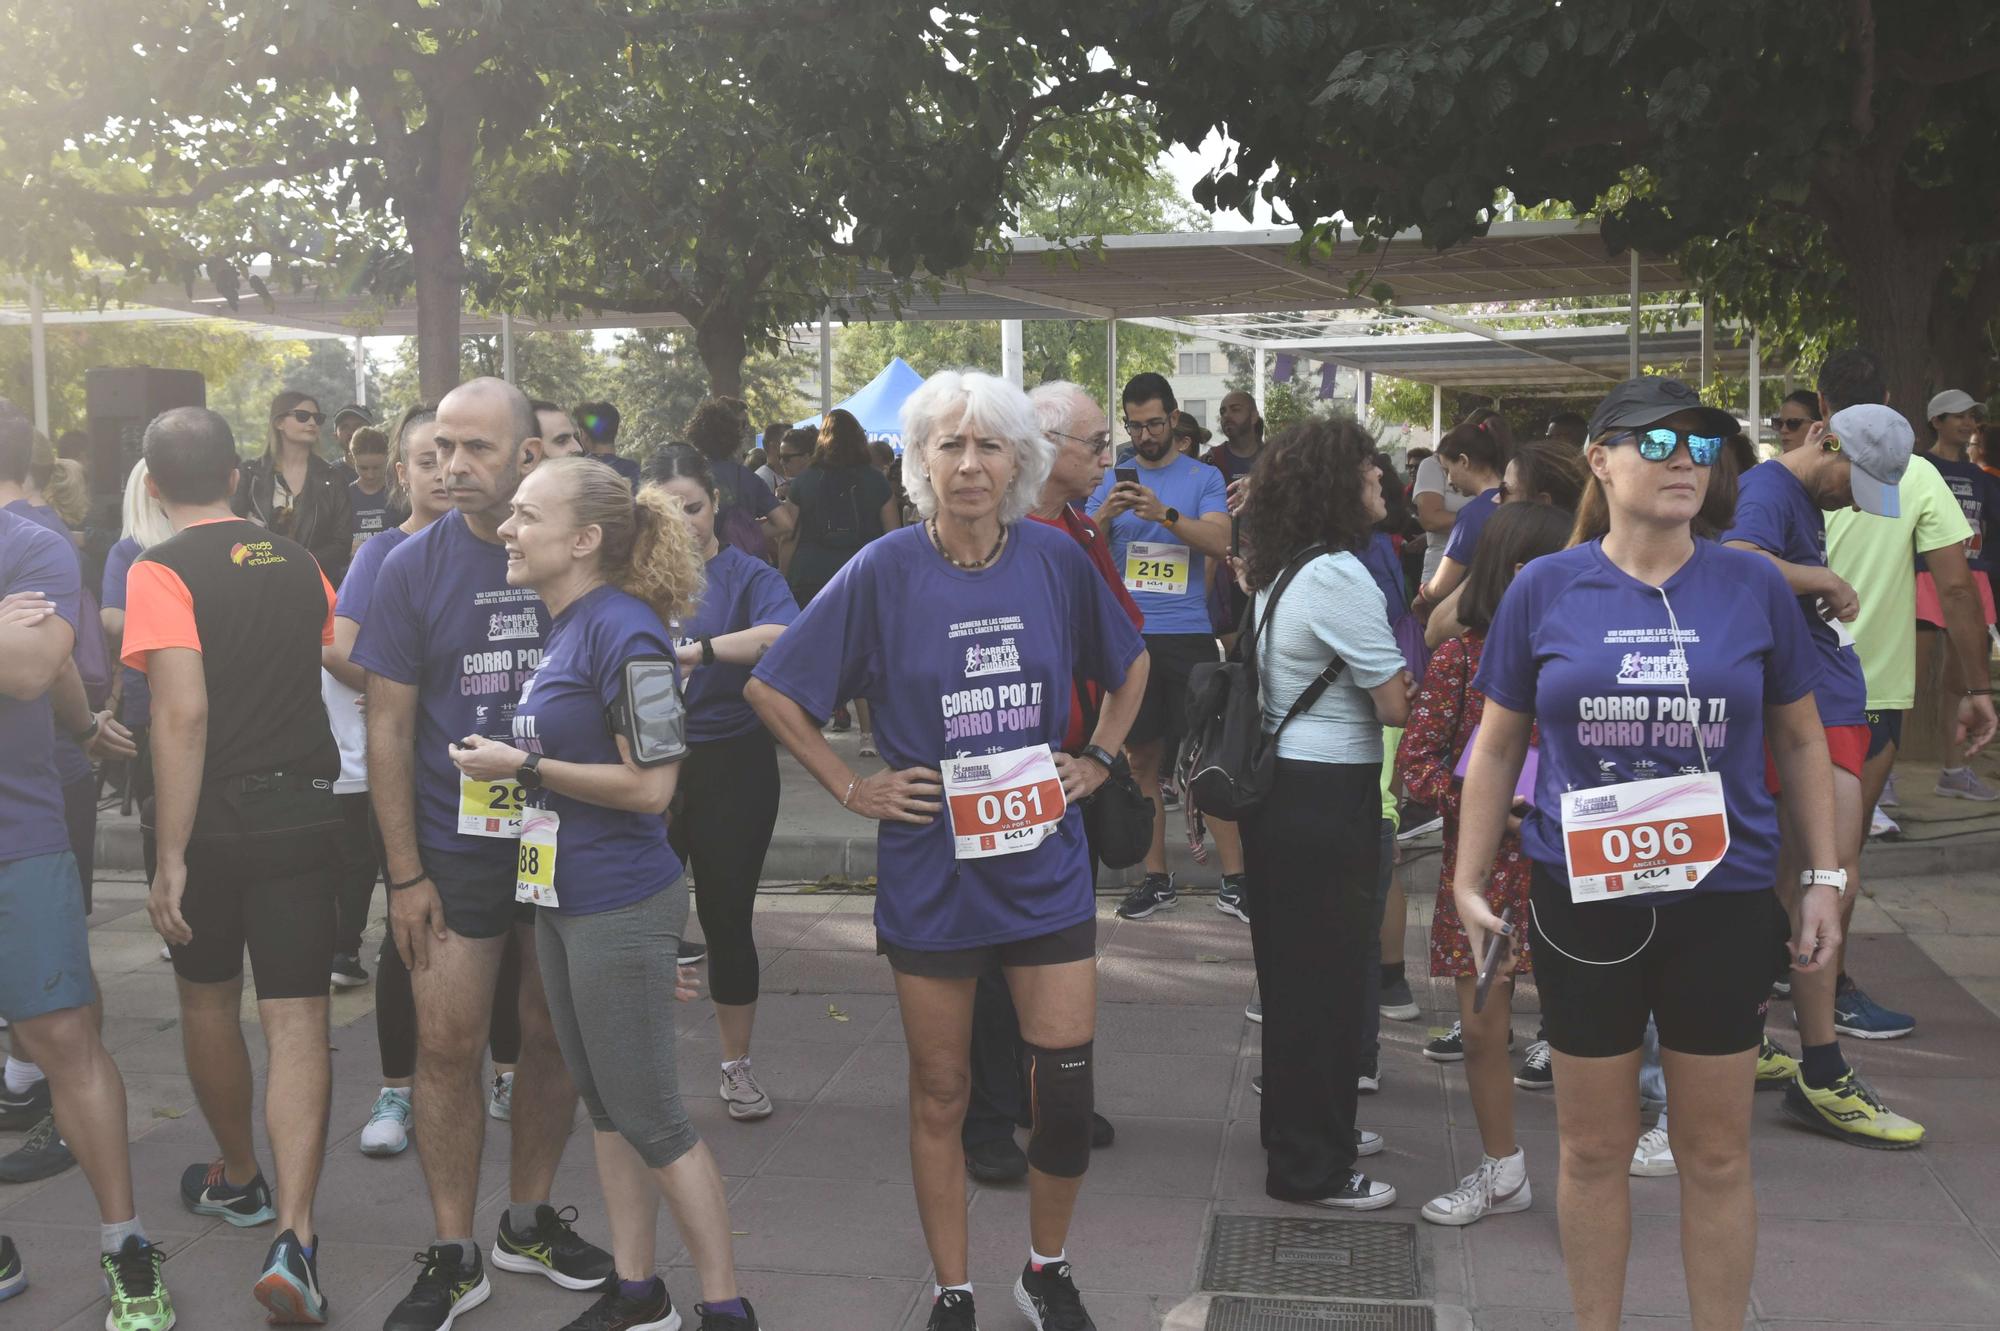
[1252, 551, 1407, 763]
[1412, 454, 1472, 582]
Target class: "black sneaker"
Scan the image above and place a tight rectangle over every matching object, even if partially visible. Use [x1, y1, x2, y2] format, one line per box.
[1115, 873, 1176, 920]
[925, 1288, 977, 1331]
[676, 940, 708, 967]
[0, 1234, 23, 1304]
[695, 1298, 760, 1330]
[330, 953, 370, 989]
[1215, 874, 1249, 923]
[965, 1136, 1028, 1184]
[1299, 1170, 1398, 1211]
[254, 1228, 328, 1324]
[0, 1078, 49, 1131]
[1395, 801, 1443, 841]
[1514, 1040, 1554, 1090]
[1015, 1259, 1095, 1330]
[0, 1115, 76, 1184]
[1357, 1052, 1380, 1094]
[1422, 1021, 1512, 1063]
[557, 1276, 674, 1330]
[179, 1159, 276, 1225]
[491, 1204, 614, 1291]
[384, 1243, 491, 1331]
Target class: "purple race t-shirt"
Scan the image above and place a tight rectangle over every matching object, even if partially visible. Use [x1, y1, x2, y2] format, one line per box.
[0, 508, 79, 863]
[1721, 461, 1867, 727]
[349, 511, 547, 870]
[674, 544, 798, 743]
[7, 500, 93, 786]
[513, 585, 681, 915]
[1475, 539, 1816, 896]
[1919, 451, 1999, 575]
[334, 524, 411, 626]
[103, 537, 151, 729]
[752, 521, 1145, 949]
[1440, 487, 1501, 567]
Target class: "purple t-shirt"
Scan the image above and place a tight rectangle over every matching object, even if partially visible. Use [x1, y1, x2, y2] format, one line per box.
[1721, 462, 1867, 727]
[103, 537, 151, 729]
[333, 524, 411, 626]
[1919, 451, 1999, 575]
[1475, 539, 1816, 896]
[752, 521, 1145, 949]
[1440, 487, 1501, 568]
[6, 500, 93, 786]
[350, 512, 548, 870]
[0, 508, 79, 863]
[513, 585, 680, 915]
[675, 545, 798, 743]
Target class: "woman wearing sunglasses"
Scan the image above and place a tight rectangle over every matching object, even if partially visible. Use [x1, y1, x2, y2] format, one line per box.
[1452, 376, 1843, 1330]
[234, 389, 355, 584]
[1770, 390, 1822, 452]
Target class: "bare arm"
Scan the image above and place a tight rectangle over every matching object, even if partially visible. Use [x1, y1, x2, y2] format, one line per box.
[1086, 652, 1148, 756]
[50, 657, 92, 735]
[1921, 539, 1999, 756]
[747, 676, 942, 824]
[143, 648, 208, 945]
[1424, 583, 1468, 649]
[449, 733, 676, 816]
[1766, 692, 1845, 969]
[762, 501, 797, 540]
[1420, 554, 1469, 607]
[323, 616, 368, 690]
[1723, 541, 1857, 618]
[366, 675, 425, 884]
[1368, 670, 1413, 727]
[1415, 490, 1455, 535]
[677, 623, 786, 672]
[0, 600, 73, 699]
[1449, 701, 1533, 960]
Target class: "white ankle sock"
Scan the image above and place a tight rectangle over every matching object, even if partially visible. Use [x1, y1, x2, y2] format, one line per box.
[3, 1057, 42, 1094]
[934, 1282, 972, 1299]
[1030, 1247, 1065, 1270]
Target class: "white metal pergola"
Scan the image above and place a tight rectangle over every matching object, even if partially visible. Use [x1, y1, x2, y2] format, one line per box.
[5, 218, 1770, 437]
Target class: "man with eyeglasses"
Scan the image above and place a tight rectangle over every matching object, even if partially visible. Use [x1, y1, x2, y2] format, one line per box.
[1918, 389, 1999, 803]
[1086, 372, 1235, 921]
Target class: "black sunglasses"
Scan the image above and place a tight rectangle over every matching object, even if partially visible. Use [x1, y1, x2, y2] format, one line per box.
[1771, 415, 1814, 432]
[279, 408, 324, 425]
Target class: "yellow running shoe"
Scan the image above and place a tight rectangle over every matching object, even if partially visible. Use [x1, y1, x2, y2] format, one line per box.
[1756, 1038, 1800, 1090]
[1782, 1071, 1925, 1149]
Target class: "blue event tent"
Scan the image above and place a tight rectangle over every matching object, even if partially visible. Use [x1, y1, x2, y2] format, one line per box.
[796, 357, 925, 449]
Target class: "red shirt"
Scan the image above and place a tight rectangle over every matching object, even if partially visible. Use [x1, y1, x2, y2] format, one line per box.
[1029, 505, 1144, 751]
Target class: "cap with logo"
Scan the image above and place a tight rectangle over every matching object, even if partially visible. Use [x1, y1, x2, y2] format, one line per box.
[1587, 377, 1740, 442]
[1827, 404, 1913, 520]
[1925, 389, 1979, 420]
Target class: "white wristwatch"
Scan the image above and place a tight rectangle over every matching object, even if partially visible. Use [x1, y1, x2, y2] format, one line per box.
[1800, 869, 1848, 899]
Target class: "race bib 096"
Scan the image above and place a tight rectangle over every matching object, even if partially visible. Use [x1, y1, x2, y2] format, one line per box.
[1560, 771, 1730, 903]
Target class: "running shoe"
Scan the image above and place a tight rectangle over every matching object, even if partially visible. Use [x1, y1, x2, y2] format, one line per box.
[1770, 976, 1792, 1000]
[965, 1136, 1029, 1183]
[0, 1235, 23, 1304]
[1114, 873, 1176, 920]
[491, 1204, 614, 1290]
[924, 1288, 977, 1331]
[180, 1160, 275, 1226]
[0, 1113, 74, 1183]
[1300, 1170, 1397, 1211]
[1879, 771, 1899, 807]
[101, 1235, 174, 1331]
[1630, 1125, 1676, 1176]
[487, 1070, 514, 1121]
[676, 940, 708, 967]
[1421, 1149, 1531, 1226]
[1215, 874, 1249, 923]
[1160, 779, 1181, 811]
[720, 1058, 774, 1121]
[384, 1243, 490, 1331]
[253, 1229, 327, 1325]
[1869, 804, 1901, 840]
[1756, 1038, 1801, 1089]
[0, 1076, 49, 1130]
[1396, 801, 1443, 841]
[1377, 976, 1420, 1022]
[1935, 766, 2000, 801]
[360, 1086, 413, 1156]
[1422, 1021, 1512, 1063]
[1782, 1072, 1925, 1149]
[557, 1277, 676, 1331]
[1244, 995, 1262, 1024]
[330, 952, 370, 989]
[1514, 1040, 1554, 1090]
[1833, 979, 1916, 1040]
[1357, 1053, 1380, 1094]
[1014, 1259, 1095, 1330]
[696, 1299, 760, 1330]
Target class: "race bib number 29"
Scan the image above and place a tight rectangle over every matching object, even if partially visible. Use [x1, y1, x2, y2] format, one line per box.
[459, 773, 526, 837]
[941, 744, 1068, 860]
[1560, 772, 1730, 903]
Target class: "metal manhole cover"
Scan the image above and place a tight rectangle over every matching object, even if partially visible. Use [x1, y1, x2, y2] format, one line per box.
[1205, 1298, 1435, 1331]
[1201, 1215, 1420, 1300]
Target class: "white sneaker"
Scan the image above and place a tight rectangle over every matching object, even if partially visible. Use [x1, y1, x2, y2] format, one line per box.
[1630, 1124, 1676, 1176]
[721, 1058, 774, 1120]
[1421, 1149, 1531, 1226]
[1869, 804, 1901, 840]
[359, 1087, 412, 1157]
[487, 1071, 513, 1121]
[1879, 771, 1899, 807]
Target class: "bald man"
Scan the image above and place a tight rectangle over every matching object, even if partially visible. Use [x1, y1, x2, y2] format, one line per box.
[353, 378, 614, 1328]
[1207, 391, 1265, 489]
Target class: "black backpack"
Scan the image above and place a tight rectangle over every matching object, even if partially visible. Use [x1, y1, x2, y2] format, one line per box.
[1176, 545, 1344, 820]
[802, 465, 874, 551]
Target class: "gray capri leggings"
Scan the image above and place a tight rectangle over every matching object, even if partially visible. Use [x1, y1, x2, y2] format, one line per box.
[535, 878, 700, 1168]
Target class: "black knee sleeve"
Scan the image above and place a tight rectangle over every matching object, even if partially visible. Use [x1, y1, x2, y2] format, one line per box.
[1024, 1040, 1094, 1178]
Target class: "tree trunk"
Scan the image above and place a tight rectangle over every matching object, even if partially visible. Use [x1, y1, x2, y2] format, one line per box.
[1817, 201, 1952, 434]
[695, 313, 748, 399]
[409, 201, 466, 402]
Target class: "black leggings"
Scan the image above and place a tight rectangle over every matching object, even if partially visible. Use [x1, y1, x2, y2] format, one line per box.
[333, 792, 380, 955]
[375, 900, 523, 1079]
[666, 730, 781, 1007]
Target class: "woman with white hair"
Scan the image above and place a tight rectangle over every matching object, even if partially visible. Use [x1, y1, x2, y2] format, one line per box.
[749, 370, 1148, 1331]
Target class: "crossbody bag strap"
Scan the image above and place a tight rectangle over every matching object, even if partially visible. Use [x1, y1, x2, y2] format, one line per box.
[1257, 546, 1344, 743]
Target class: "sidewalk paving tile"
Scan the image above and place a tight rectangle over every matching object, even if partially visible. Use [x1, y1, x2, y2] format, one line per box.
[1752, 1215, 2000, 1324]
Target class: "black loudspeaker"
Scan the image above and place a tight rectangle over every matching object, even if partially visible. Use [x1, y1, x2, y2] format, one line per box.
[85, 367, 206, 498]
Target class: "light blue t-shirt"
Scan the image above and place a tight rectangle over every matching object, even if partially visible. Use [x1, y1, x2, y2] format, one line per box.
[1085, 452, 1230, 635]
[1253, 550, 1408, 763]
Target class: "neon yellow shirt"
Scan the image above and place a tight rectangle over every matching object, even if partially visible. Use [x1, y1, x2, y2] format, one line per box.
[1825, 455, 1972, 711]
[1380, 726, 1403, 826]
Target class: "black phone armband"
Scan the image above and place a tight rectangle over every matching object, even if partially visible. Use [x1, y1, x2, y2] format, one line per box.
[607, 655, 688, 767]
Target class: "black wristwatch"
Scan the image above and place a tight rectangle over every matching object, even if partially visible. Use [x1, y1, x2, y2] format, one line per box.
[699, 636, 717, 667]
[1162, 506, 1180, 526]
[516, 751, 544, 792]
[1080, 744, 1118, 773]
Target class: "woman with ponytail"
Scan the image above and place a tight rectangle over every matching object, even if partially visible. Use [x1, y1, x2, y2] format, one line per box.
[448, 456, 762, 1330]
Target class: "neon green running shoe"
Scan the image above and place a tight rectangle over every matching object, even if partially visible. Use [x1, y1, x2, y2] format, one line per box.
[1756, 1037, 1800, 1089]
[1783, 1071, 1925, 1149]
[101, 1235, 175, 1330]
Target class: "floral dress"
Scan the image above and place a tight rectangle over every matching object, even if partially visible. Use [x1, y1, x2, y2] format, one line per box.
[1394, 631, 1536, 977]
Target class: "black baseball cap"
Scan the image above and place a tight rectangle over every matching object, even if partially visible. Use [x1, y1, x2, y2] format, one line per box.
[332, 405, 374, 428]
[1587, 377, 1738, 441]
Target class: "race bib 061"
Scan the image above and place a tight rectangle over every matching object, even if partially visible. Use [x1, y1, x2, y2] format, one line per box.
[941, 744, 1068, 860]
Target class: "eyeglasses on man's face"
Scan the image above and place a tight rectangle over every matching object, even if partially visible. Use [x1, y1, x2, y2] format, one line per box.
[1122, 417, 1170, 436]
[1053, 429, 1113, 455]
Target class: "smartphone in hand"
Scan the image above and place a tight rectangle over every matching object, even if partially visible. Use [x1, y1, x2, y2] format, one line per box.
[1114, 466, 1138, 487]
[1473, 905, 1514, 1015]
